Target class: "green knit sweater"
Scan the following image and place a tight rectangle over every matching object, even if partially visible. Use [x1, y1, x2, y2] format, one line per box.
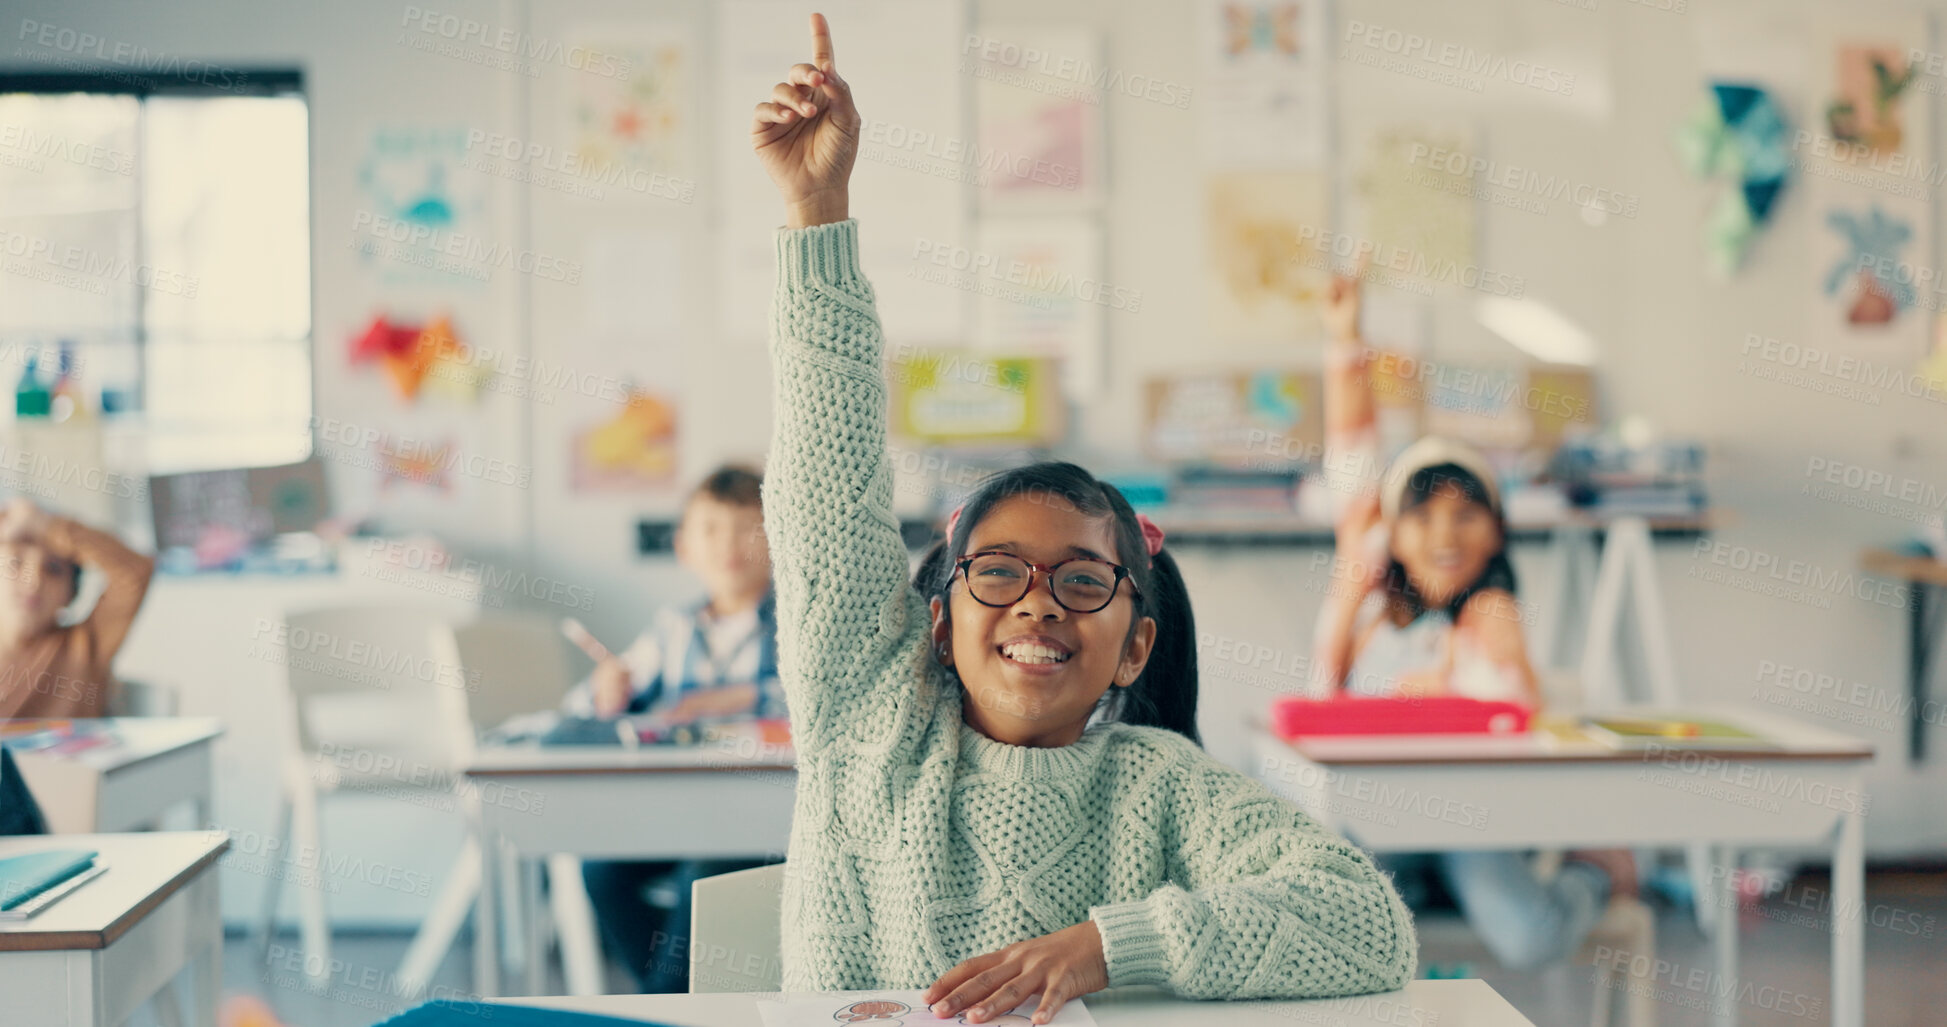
[766, 220, 1417, 999]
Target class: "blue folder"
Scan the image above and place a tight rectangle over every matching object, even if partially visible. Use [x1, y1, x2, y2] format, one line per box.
[373, 999, 679, 1026]
[0, 848, 97, 912]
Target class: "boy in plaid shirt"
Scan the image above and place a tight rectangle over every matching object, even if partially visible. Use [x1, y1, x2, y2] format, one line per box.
[568, 465, 784, 992]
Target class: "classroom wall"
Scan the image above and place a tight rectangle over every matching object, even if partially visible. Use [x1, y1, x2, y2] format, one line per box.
[13, 0, 1946, 926]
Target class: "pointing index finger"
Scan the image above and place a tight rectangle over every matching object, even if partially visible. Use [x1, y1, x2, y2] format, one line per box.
[810, 12, 837, 72]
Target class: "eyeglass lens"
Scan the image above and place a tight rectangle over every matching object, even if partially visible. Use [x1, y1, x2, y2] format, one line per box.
[965, 553, 1119, 612]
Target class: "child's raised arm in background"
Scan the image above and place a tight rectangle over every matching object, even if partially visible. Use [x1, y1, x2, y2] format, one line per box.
[0, 498, 155, 718]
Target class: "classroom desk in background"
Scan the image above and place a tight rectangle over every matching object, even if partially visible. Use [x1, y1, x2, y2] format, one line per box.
[0, 717, 222, 833]
[0, 831, 228, 1027]
[497, 981, 1534, 1026]
[464, 740, 797, 998]
[1250, 709, 1873, 1027]
[1860, 548, 1947, 761]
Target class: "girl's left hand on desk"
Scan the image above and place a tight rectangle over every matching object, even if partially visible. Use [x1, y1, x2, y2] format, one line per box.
[924, 920, 1108, 1024]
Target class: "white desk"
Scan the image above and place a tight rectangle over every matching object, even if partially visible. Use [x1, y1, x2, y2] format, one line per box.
[0, 831, 228, 1027]
[1250, 708, 1873, 1027]
[2, 718, 222, 833]
[464, 739, 797, 997]
[499, 981, 1534, 1025]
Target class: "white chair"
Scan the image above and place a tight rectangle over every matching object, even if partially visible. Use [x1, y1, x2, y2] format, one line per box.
[428, 613, 606, 995]
[689, 863, 786, 993]
[1581, 897, 1657, 1027]
[258, 605, 480, 990]
[107, 678, 179, 716]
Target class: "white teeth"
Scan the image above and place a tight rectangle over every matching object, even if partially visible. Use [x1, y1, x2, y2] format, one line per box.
[1002, 642, 1069, 665]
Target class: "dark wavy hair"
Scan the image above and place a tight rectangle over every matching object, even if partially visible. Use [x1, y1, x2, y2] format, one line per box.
[1384, 461, 1518, 620]
[912, 461, 1201, 745]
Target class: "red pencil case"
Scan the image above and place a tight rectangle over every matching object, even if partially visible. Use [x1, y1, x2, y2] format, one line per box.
[1271, 695, 1533, 738]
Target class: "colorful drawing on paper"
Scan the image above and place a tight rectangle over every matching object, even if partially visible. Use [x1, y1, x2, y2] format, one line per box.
[1205, 170, 1330, 339]
[354, 127, 488, 287]
[1351, 125, 1475, 273]
[1143, 369, 1322, 467]
[756, 989, 1095, 1027]
[347, 314, 487, 404]
[888, 350, 1062, 446]
[571, 389, 678, 490]
[1199, 0, 1327, 168]
[563, 28, 693, 182]
[1824, 44, 1918, 157]
[1821, 203, 1915, 327]
[971, 27, 1103, 208]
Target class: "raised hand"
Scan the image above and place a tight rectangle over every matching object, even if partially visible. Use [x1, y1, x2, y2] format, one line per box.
[1321, 254, 1368, 343]
[751, 12, 859, 228]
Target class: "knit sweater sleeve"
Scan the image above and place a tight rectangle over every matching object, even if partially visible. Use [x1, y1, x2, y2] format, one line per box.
[766, 220, 925, 752]
[1089, 753, 1417, 999]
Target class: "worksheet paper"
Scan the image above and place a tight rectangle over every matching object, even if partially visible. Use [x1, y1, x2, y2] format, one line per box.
[757, 991, 1097, 1027]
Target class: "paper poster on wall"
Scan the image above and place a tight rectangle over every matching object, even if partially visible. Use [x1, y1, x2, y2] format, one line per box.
[1205, 170, 1330, 340]
[1142, 369, 1322, 467]
[1804, 21, 1933, 356]
[353, 126, 490, 288]
[560, 26, 696, 189]
[571, 389, 679, 490]
[1197, 0, 1329, 169]
[717, 0, 965, 343]
[971, 26, 1105, 209]
[888, 349, 1062, 445]
[972, 217, 1103, 400]
[1349, 123, 1477, 274]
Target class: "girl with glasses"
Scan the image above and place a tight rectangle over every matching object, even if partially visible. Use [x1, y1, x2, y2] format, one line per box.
[748, 15, 1414, 1024]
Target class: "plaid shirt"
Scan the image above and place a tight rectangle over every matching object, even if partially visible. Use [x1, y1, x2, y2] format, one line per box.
[563, 594, 784, 719]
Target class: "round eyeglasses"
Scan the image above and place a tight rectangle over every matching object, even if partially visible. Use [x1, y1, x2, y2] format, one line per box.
[954, 551, 1138, 614]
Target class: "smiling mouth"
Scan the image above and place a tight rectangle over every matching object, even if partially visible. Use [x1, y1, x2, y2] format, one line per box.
[999, 641, 1072, 666]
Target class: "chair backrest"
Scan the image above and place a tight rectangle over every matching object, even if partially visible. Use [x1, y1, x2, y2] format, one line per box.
[435, 612, 577, 734]
[107, 678, 179, 716]
[277, 605, 474, 777]
[690, 863, 785, 993]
